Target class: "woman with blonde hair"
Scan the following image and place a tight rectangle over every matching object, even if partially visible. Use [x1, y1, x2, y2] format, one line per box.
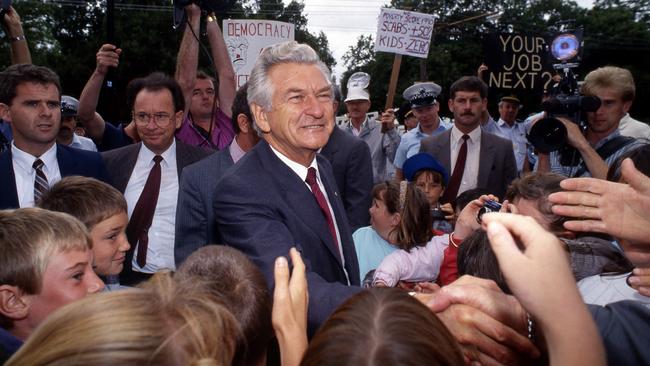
[6, 272, 239, 366]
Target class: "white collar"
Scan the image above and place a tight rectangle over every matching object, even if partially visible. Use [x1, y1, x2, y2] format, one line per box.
[139, 139, 176, 166]
[450, 124, 481, 143]
[11, 142, 57, 173]
[269, 144, 318, 182]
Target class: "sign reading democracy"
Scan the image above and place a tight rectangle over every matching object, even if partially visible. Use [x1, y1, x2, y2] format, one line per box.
[374, 8, 435, 58]
[223, 19, 295, 88]
[483, 33, 555, 93]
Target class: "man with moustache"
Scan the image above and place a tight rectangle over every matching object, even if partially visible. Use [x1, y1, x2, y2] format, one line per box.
[420, 76, 516, 202]
[55, 95, 98, 151]
[0, 64, 109, 209]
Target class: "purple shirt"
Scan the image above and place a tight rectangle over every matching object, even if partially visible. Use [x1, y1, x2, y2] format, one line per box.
[175, 108, 234, 150]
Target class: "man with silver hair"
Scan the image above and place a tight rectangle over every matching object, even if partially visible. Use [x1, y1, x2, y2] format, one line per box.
[213, 41, 361, 334]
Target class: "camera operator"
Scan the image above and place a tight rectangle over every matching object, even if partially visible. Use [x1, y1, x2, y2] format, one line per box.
[584, 66, 650, 140]
[175, 3, 236, 150]
[536, 69, 645, 179]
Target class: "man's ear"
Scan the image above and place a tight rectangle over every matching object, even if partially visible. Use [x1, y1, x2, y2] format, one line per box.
[174, 110, 184, 130]
[0, 103, 11, 122]
[447, 99, 454, 113]
[237, 114, 251, 134]
[0, 285, 30, 321]
[622, 100, 633, 114]
[250, 103, 270, 133]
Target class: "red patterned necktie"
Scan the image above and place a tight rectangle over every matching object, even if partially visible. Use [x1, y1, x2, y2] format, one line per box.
[33, 158, 49, 204]
[442, 134, 469, 203]
[126, 155, 163, 268]
[305, 167, 341, 259]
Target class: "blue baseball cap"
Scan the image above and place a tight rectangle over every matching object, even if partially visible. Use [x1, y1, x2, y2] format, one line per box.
[403, 153, 448, 185]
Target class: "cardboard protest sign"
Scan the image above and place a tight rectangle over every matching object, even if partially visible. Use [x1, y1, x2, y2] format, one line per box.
[375, 8, 435, 59]
[223, 19, 295, 88]
[483, 33, 555, 94]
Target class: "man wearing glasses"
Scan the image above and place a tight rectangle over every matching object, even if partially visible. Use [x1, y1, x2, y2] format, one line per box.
[102, 72, 211, 285]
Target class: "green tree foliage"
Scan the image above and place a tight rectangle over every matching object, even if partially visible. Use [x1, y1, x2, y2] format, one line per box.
[0, 0, 335, 121]
[341, 0, 650, 120]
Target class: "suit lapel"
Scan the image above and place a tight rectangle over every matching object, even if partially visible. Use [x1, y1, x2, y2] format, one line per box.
[0, 150, 18, 208]
[477, 132, 496, 188]
[116, 144, 140, 193]
[258, 142, 344, 267]
[56, 144, 75, 175]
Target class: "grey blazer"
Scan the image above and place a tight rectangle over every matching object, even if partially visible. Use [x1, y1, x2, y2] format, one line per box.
[174, 147, 235, 266]
[101, 139, 212, 193]
[101, 139, 212, 279]
[419, 129, 517, 200]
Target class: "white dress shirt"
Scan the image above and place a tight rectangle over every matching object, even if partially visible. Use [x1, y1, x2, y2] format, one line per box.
[495, 118, 530, 173]
[11, 142, 61, 207]
[269, 145, 350, 284]
[124, 141, 178, 273]
[69, 134, 98, 152]
[450, 125, 481, 197]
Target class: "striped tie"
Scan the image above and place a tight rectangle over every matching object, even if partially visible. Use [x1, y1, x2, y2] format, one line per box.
[33, 158, 49, 204]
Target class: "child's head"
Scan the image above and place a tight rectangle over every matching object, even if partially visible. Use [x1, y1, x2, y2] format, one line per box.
[301, 288, 463, 366]
[395, 181, 433, 251]
[403, 153, 448, 207]
[175, 245, 272, 366]
[0, 208, 104, 339]
[38, 176, 130, 276]
[7, 272, 238, 366]
[368, 182, 401, 240]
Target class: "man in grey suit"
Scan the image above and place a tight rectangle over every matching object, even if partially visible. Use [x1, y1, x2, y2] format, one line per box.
[420, 76, 516, 202]
[174, 83, 260, 266]
[102, 73, 211, 285]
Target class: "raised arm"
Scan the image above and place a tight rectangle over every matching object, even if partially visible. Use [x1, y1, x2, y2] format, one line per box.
[206, 11, 236, 117]
[175, 4, 202, 117]
[2, 6, 31, 64]
[78, 44, 121, 143]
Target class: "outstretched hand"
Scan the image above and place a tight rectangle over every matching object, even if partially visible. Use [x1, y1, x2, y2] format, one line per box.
[482, 212, 605, 366]
[549, 158, 650, 247]
[418, 275, 539, 365]
[272, 248, 308, 366]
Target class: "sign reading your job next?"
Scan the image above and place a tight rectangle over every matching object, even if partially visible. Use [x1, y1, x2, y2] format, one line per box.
[374, 8, 435, 59]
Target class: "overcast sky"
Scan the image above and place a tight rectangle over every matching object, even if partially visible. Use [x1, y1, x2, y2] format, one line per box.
[294, 0, 595, 81]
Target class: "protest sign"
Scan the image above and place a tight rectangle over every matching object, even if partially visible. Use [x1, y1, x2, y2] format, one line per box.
[223, 19, 295, 88]
[375, 8, 436, 58]
[483, 33, 555, 94]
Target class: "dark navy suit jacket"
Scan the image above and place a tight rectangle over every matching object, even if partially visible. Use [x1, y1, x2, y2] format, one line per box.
[320, 126, 373, 232]
[0, 144, 110, 209]
[174, 147, 235, 266]
[214, 140, 362, 334]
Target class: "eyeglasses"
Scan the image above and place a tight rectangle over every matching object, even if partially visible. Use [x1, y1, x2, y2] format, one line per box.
[133, 112, 173, 127]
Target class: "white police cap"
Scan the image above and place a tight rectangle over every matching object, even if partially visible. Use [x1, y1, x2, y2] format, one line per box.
[403, 82, 442, 108]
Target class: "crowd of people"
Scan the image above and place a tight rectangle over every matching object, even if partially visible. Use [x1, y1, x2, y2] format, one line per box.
[2, 4, 650, 365]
